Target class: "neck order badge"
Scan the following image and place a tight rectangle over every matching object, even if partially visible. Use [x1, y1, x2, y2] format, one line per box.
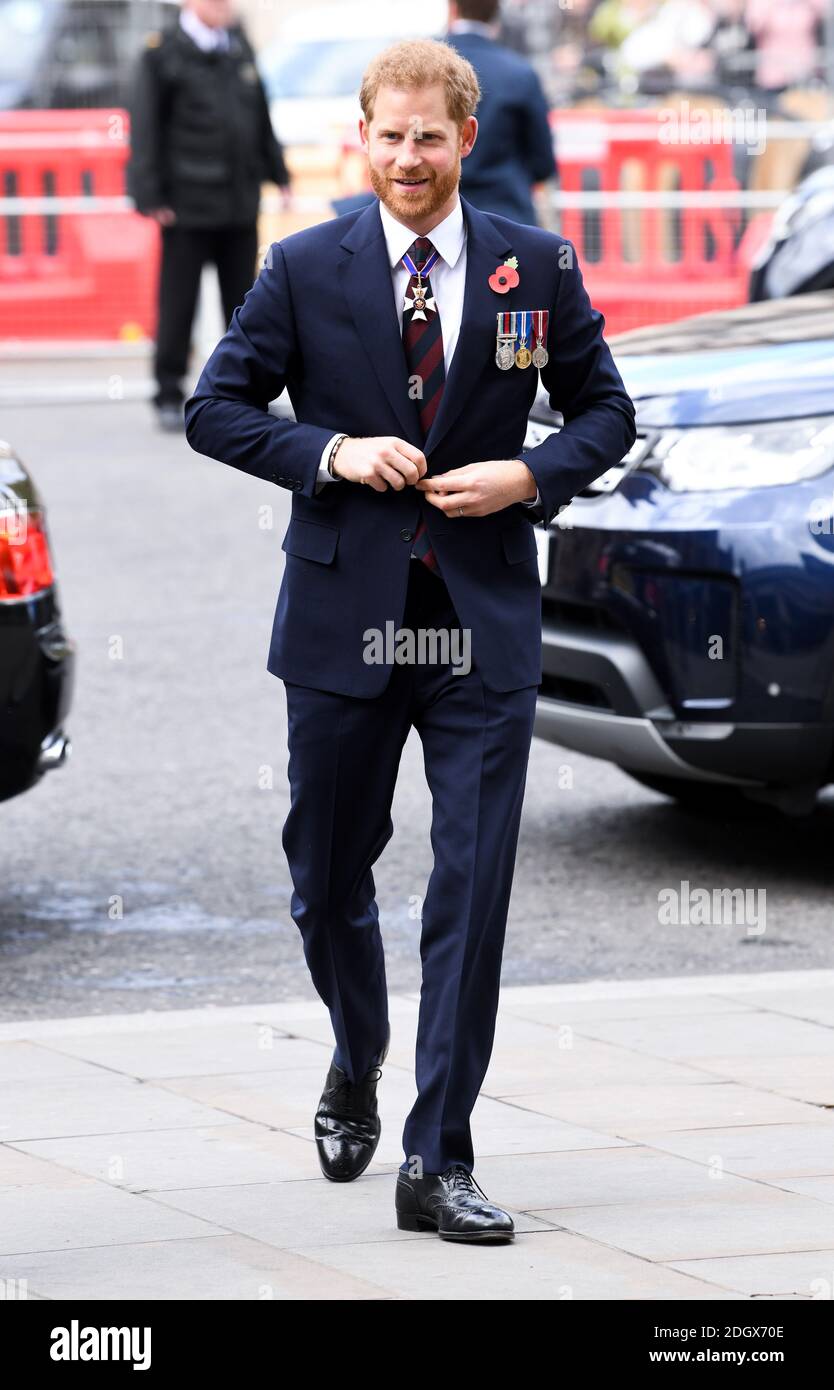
[402, 242, 441, 321]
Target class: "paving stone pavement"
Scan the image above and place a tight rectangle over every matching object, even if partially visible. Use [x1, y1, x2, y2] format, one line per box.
[1, 968, 834, 1301]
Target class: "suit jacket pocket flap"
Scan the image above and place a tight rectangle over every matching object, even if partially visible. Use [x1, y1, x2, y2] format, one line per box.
[281, 517, 339, 565]
[502, 524, 537, 565]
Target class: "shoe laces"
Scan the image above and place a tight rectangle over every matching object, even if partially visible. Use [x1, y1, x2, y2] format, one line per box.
[442, 1163, 487, 1200]
[329, 1063, 383, 1114]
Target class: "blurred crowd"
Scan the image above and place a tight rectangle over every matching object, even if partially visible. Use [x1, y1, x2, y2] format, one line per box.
[501, 0, 832, 106]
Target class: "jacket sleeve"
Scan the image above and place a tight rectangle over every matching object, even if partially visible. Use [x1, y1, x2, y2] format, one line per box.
[125, 46, 166, 214]
[521, 68, 558, 185]
[257, 77, 290, 187]
[184, 241, 337, 497]
[517, 238, 637, 526]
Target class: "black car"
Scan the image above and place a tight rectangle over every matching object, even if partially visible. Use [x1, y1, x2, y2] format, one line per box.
[531, 293, 834, 816]
[0, 438, 74, 802]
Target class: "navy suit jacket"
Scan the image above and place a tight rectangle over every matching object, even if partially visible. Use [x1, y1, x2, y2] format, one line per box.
[184, 194, 636, 698]
[444, 29, 557, 226]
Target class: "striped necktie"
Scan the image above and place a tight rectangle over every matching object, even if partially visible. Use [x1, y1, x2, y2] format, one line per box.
[401, 236, 444, 575]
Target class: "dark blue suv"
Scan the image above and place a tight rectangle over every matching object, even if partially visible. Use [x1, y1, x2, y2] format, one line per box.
[530, 293, 834, 815]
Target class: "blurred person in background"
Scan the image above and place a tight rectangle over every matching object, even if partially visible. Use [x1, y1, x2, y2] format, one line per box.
[127, 0, 292, 431]
[701, 0, 756, 93]
[588, 0, 658, 60]
[548, 0, 608, 104]
[745, 0, 826, 95]
[615, 0, 715, 88]
[444, 0, 557, 225]
[491, 0, 530, 54]
[590, 0, 714, 90]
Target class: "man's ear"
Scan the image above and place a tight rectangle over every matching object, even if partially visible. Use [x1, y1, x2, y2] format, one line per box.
[460, 115, 478, 160]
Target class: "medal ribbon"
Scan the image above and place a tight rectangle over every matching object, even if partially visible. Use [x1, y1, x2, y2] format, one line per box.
[401, 247, 441, 281]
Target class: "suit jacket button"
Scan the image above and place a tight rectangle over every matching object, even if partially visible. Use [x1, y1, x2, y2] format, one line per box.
[400, 529, 414, 542]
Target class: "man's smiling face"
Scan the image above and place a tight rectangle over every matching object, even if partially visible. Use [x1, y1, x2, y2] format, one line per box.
[361, 84, 477, 233]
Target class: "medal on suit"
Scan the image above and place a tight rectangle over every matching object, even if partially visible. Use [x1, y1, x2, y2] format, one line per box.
[515, 310, 532, 368]
[495, 310, 516, 369]
[532, 309, 549, 368]
[401, 244, 440, 320]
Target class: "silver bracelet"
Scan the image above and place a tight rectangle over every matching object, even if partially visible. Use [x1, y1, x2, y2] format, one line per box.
[327, 434, 349, 479]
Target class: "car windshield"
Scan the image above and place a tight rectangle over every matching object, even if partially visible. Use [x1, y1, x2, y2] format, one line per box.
[259, 38, 402, 100]
[0, 0, 57, 82]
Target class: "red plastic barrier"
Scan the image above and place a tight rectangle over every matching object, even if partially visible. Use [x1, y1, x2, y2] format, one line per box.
[0, 109, 159, 341]
[551, 109, 750, 333]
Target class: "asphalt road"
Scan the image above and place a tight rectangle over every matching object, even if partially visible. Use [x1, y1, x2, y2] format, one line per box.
[2, 398, 833, 1021]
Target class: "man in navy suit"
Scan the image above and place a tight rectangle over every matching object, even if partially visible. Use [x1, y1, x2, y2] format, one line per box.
[185, 37, 635, 1243]
[444, 0, 557, 225]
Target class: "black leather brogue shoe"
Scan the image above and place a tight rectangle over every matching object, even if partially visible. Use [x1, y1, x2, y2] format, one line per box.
[314, 1027, 390, 1182]
[395, 1163, 515, 1242]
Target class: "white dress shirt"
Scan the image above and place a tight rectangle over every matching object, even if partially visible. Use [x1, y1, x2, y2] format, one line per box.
[315, 194, 539, 508]
[447, 18, 500, 38]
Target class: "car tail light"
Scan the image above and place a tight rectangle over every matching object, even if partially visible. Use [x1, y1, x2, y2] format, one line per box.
[0, 505, 54, 599]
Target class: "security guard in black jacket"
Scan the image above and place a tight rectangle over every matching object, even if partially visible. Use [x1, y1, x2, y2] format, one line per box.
[127, 0, 290, 428]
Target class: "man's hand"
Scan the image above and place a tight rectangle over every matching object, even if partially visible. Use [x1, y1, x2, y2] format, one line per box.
[415, 460, 537, 517]
[148, 207, 176, 226]
[332, 436, 427, 491]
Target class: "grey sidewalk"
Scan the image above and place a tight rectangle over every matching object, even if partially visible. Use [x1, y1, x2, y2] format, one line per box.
[1, 967, 834, 1301]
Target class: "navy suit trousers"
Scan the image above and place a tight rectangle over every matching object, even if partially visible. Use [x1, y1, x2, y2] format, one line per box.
[281, 558, 538, 1175]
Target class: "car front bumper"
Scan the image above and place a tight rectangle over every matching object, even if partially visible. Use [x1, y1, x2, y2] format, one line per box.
[533, 474, 834, 789]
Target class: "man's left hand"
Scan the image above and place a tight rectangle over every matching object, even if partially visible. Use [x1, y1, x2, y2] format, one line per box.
[415, 460, 536, 517]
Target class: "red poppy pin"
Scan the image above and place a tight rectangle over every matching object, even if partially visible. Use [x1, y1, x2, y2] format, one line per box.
[488, 256, 520, 294]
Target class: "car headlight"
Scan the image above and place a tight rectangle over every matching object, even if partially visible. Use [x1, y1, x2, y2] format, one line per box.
[646, 418, 834, 492]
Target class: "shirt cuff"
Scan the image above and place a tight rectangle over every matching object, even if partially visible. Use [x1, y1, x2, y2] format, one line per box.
[315, 433, 347, 492]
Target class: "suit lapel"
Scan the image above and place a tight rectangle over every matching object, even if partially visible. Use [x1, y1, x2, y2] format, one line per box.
[337, 194, 515, 456]
[338, 200, 422, 444]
